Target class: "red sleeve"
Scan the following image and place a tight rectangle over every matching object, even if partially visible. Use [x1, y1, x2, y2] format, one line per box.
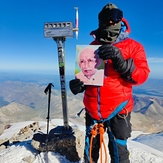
[131, 43, 150, 85]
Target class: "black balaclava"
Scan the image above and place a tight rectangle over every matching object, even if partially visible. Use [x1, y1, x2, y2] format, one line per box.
[95, 3, 123, 44]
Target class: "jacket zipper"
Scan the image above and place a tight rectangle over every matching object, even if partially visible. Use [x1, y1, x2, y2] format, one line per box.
[97, 86, 102, 120]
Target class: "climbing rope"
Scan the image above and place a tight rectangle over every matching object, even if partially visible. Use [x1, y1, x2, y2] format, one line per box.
[89, 123, 108, 163]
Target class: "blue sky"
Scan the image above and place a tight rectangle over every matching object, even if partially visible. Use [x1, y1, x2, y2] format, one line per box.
[0, 0, 163, 79]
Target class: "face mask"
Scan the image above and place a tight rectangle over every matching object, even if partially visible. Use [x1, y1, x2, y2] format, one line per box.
[96, 21, 121, 44]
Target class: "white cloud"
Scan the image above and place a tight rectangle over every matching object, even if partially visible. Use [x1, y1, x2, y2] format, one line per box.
[147, 57, 163, 63]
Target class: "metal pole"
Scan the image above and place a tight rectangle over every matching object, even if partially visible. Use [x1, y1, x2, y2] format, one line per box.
[54, 37, 69, 130]
[44, 83, 54, 135]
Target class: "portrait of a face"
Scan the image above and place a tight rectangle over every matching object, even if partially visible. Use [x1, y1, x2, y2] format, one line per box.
[78, 48, 101, 79]
[75, 45, 104, 86]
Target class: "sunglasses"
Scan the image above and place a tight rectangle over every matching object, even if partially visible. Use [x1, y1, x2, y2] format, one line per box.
[99, 8, 123, 26]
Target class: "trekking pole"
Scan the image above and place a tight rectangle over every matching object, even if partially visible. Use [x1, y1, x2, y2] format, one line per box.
[44, 83, 54, 135]
[44, 83, 54, 163]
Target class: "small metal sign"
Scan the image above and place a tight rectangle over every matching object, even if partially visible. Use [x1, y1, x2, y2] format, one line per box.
[44, 22, 74, 38]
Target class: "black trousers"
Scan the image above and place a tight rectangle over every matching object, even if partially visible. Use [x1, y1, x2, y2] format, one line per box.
[84, 112, 132, 163]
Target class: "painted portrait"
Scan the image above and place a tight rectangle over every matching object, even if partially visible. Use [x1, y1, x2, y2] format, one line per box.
[75, 45, 104, 86]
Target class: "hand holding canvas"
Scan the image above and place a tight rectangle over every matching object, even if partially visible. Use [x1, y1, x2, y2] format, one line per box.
[98, 44, 135, 76]
[69, 79, 85, 95]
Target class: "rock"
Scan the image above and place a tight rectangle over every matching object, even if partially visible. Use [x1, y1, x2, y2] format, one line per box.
[0, 122, 41, 150]
[74, 129, 84, 159]
[0, 138, 9, 146]
[23, 156, 36, 163]
[31, 126, 81, 162]
[0, 124, 4, 136]
[4, 124, 12, 130]
[9, 122, 40, 143]
[0, 140, 9, 150]
[0, 145, 6, 150]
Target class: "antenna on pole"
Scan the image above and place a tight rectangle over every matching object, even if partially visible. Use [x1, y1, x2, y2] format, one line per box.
[74, 7, 79, 39]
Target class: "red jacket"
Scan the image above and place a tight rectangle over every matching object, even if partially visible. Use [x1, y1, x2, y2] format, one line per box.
[83, 18, 150, 121]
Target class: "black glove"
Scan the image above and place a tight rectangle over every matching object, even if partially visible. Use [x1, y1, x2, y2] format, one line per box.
[98, 44, 136, 83]
[98, 44, 135, 73]
[69, 79, 85, 95]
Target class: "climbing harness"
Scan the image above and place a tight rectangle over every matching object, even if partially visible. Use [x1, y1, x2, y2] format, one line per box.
[84, 100, 128, 163]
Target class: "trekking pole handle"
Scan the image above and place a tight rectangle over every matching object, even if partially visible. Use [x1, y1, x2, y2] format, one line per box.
[44, 83, 54, 94]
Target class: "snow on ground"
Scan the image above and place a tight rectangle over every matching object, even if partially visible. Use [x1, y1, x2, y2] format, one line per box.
[0, 119, 163, 163]
[132, 132, 163, 152]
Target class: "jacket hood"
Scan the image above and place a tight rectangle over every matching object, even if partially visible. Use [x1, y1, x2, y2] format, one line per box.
[121, 18, 130, 34]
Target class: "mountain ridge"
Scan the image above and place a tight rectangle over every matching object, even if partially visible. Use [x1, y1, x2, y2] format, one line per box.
[0, 80, 163, 135]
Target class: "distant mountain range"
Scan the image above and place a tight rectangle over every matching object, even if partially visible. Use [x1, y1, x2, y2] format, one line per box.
[1, 71, 163, 96]
[0, 71, 163, 135]
[131, 95, 163, 133]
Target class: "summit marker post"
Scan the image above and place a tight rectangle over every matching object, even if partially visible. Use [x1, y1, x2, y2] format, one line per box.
[43, 8, 79, 133]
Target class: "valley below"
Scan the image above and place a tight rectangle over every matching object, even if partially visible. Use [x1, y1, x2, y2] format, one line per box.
[0, 74, 163, 135]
